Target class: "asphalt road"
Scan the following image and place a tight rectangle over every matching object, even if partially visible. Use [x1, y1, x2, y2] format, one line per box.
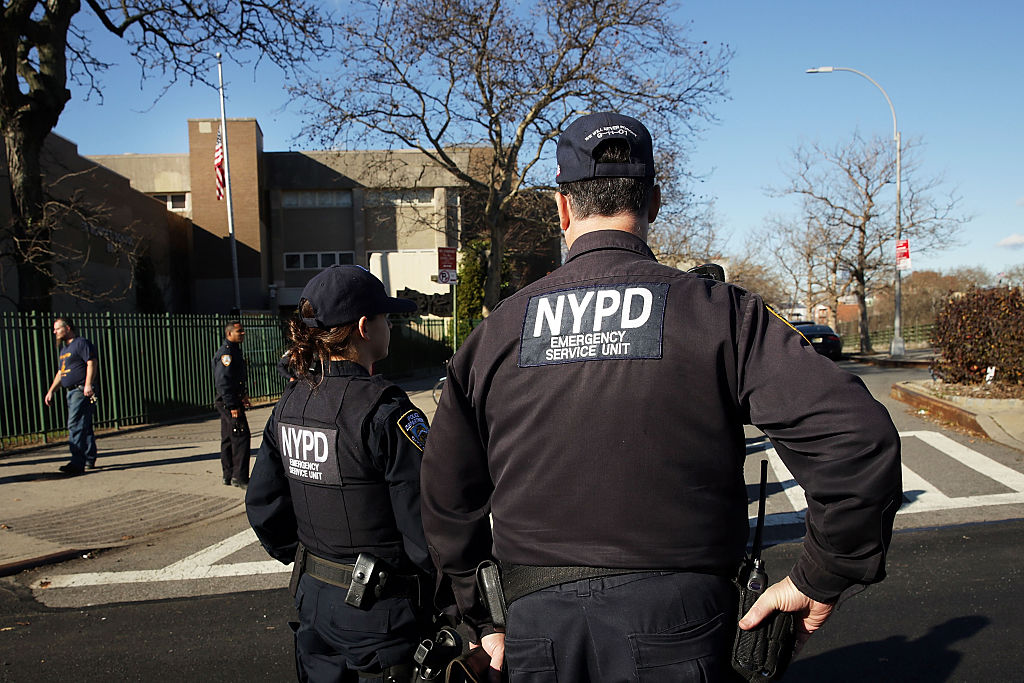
[1, 362, 1023, 681]
[1, 519, 1020, 682]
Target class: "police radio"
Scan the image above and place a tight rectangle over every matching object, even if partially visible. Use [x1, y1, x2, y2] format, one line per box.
[731, 459, 796, 681]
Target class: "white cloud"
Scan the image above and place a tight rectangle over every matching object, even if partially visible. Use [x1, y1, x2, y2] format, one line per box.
[1017, 198, 1024, 207]
[997, 234, 1024, 249]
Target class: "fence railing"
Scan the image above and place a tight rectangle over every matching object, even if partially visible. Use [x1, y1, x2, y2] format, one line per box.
[838, 322, 935, 351]
[1, 312, 457, 450]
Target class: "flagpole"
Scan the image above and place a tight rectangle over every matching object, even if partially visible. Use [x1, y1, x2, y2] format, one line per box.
[216, 52, 242, 313]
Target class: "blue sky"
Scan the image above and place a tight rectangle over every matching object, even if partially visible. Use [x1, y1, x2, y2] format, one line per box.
[54, 0, 1023, 276]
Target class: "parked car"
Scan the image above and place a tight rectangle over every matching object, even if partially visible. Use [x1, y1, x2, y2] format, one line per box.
[794, 323, 844, 360]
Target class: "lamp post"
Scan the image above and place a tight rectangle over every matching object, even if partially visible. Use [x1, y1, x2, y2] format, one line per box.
[806, 66, 905, 357]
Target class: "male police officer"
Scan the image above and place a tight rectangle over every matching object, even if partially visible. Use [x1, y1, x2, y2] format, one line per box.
[213, 320, 251, 488]
[419, 112, 903, 681]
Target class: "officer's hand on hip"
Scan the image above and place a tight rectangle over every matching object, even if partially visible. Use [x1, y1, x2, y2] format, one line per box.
[243, 397, 252, 410]
[476, 632, 505, 682]
[738, 575, 833, 654]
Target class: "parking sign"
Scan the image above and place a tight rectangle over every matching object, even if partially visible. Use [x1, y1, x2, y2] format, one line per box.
[438, 247, 458, 284]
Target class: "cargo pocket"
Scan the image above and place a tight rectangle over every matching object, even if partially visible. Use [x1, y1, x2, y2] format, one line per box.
[505, 636, 557, 683]
[329, 600, 390, 634]
[628, 613, 725, 683]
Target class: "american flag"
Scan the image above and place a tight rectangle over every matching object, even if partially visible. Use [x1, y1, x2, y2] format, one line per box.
[214, 127, 225, 200]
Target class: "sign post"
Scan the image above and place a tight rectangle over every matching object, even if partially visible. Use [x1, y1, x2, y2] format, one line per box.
[438, 247, 458, 353]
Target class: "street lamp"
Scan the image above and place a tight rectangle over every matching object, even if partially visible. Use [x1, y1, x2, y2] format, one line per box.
[806, 66, 905, 357]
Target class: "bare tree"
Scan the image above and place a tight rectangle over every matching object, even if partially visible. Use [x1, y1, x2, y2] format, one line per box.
[774, 132, 965, 352]
[724, 245, 788, 307]
[295, 0, 732, 314]
[0, 0, 338, 309]
[647, 190, 726, 271]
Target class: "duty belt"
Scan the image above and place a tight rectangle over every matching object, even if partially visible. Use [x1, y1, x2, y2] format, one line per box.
[501, 564, 657, 605]
[304, 553, 355, 588]
[301, 551, 419, 599]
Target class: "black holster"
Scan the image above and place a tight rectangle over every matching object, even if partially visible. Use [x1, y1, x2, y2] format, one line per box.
[290, 543, 307, 597]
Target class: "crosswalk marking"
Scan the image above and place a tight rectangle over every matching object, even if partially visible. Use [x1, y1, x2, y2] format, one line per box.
[752, 431, 1024, 525]
[41, 528, 288, 589]
[38, 431, 1024, 590]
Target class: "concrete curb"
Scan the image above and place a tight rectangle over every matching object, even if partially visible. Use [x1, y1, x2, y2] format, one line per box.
[891, 382, 987, 437]
[847, 354, 932, 369]
[891, 381, 1024, 452]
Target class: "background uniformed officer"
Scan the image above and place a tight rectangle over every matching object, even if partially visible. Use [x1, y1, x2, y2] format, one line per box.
[212, 320, 251, 488]
[245, 265, 435, 682]
[420, 112, 903, 681]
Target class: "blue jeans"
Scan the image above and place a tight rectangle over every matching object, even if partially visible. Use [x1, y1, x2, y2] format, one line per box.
[67, 387, 97, 469]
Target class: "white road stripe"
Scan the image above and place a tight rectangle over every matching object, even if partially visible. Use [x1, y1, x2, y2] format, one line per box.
[901, 431, 1024, 492]
[37, 431, 1024, 590]
[41, 529, 288, 589]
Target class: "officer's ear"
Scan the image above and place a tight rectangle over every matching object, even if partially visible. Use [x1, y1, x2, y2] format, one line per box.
[356, 316, 371, 341]
[647, 184, 661, 224]
[555, 191, 572, 233]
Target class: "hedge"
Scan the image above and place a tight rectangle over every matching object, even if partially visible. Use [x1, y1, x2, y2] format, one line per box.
[930, 286, 1024, 385]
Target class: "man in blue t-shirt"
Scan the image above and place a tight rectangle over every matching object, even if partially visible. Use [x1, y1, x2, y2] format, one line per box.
[44, 318, 100, 475]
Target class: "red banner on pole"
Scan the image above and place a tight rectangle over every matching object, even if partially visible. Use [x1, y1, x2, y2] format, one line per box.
[896, 239, 911, 271]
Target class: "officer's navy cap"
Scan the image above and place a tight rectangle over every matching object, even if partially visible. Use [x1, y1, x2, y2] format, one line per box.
[555, 112, 656, 184]
[299, 265, 417, 328]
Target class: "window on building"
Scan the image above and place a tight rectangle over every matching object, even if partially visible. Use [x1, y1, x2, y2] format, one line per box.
[152, 193, 189, 212]
[282, 190, 353, 208]
[284, 251, 357, 271]
[366, 189, 435, 207]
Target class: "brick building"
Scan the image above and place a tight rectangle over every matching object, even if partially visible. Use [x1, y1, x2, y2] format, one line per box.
[90, 118, 474, 314]
[0, 134, 191, 313]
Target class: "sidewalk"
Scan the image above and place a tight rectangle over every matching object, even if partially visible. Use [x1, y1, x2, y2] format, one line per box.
[844, 348, 1024, 453]
[0, 377, 438, 577]
[3, 361, 1020, 578]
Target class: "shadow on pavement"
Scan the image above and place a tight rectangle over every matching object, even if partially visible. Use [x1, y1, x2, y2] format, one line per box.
[0, 446, 196, 469]
[0, 454, 67, 468]
[0, 451, 222, 485]
[787, 615, 989, 682]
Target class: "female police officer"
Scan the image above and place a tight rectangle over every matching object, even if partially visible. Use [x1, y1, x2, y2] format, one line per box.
[246, 265, 434, 682]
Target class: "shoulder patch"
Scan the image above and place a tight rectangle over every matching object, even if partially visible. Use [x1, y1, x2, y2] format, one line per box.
[221, 354, 232, 367]
[397, 409, 429, 452]
[519, 283, 670, 367]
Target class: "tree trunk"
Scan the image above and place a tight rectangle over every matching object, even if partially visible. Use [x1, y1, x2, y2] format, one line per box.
[3, 123, 52, 310]
[854, 275, 873, 353]
[481, 215, 507, 317]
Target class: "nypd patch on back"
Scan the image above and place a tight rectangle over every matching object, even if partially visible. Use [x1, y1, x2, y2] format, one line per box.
[520, 283, 669, 367]
[279, 422, 342, 486]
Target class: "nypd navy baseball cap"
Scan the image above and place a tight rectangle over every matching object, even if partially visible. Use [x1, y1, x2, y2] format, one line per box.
[299, 265, 417, 328]
[555, 112, 656, 184]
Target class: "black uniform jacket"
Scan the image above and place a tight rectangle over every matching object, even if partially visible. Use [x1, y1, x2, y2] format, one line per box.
[420, 230, 902, 628]
[246, 361, 433, 576]
[213, 339, 248, 409]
